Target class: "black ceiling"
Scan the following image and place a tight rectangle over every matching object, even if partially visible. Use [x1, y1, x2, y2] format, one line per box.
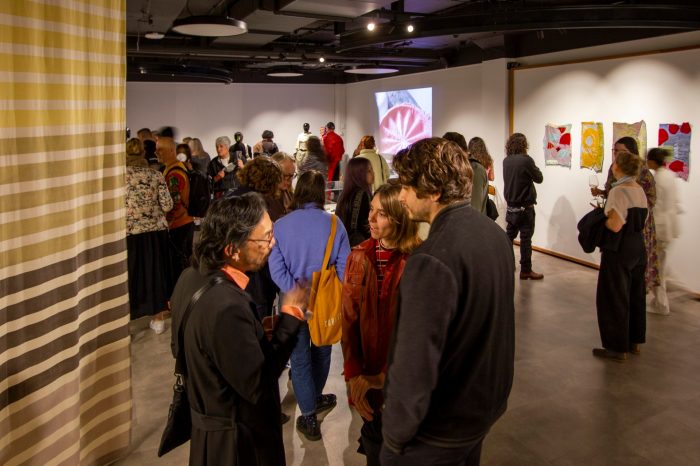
[126, 0, 700, 84]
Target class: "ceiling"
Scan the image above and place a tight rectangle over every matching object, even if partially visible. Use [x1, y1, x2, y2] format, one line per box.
[126, 0, 700, 84]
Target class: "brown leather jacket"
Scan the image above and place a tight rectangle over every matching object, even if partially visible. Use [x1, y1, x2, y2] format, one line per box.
[341, 238, 408, 410]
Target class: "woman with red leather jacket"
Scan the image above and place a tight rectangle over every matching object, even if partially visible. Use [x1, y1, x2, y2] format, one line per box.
[341, 181, 421, 465]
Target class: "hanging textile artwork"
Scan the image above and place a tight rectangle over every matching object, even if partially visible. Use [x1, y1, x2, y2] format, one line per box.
[580, 122, 604, 172]
[658, 122, 691, 180]
[612, 121, 647, 159]
[544, 124, 572, 167]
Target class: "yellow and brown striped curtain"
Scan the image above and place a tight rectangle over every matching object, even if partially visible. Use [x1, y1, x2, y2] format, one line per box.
[1, 1, 131, 465]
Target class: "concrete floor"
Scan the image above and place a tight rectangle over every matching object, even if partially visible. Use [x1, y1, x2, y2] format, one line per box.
[114, 250, 700, 465]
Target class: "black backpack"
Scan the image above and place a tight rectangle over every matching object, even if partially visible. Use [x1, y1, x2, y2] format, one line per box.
[169, 166, 211, 218]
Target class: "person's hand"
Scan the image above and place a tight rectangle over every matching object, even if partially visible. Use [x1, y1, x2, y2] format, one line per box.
[217, 169, 226, 179]
[281, 284, 309, 318]
[590, 186, 603, 196]
[224, 163, 235, 173]
[237, 159, 244, 169]
[348, 376, 373, 420]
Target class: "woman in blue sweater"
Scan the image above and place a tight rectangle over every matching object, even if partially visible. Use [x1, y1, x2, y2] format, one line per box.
[269, 170, 351, 441]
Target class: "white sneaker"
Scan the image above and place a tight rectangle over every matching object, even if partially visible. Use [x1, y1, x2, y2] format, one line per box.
[149, 319, 165, 334]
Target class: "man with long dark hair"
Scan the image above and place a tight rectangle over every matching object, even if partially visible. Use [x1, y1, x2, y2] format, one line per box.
[503, 132, 544, 280]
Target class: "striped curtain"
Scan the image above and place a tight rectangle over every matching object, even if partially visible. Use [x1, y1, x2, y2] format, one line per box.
[0, 1, 131, 465]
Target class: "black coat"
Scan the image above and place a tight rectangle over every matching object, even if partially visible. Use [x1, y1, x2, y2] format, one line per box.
[577, 207, 607, 253]
[171, 267, 301, 465]
[382, 202, 515, 452]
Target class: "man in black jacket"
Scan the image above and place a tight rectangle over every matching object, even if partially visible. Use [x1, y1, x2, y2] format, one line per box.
[503, 132, 545, 280]
[381, 138, 515, 465]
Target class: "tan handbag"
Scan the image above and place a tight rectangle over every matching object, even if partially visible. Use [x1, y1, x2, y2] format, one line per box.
[307, 215, 343, 346]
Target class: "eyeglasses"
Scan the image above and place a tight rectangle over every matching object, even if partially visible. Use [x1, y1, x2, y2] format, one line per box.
[246, 229, 274, 246]
[283, 172, 297, 180]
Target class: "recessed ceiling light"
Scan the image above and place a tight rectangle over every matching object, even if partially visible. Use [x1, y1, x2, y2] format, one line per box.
[344, 67, 399, 75]
[145, 31, 165, 40]
[172, 15, 247, 37]
[267, 71, 304, 77]
[406, 24, 414, 33]
[319, 57, 325, 63]
[367, 22, 376, 31]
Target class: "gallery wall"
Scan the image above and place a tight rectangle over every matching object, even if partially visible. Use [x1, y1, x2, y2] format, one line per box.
[344, 59, 509, 166]
[512, 47, 700, 292]
[126, 82, 342, 155]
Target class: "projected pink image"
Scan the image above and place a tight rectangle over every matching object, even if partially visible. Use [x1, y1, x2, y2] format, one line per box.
[375, 88, 432, 155]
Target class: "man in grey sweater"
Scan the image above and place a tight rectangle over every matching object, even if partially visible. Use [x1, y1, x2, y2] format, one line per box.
[380, 138, 515, 465]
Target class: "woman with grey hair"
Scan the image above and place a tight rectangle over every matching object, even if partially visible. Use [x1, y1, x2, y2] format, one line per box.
[208, 135, 241, 198]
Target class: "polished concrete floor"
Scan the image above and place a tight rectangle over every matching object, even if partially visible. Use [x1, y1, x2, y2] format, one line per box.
[114, 250, 700, 465]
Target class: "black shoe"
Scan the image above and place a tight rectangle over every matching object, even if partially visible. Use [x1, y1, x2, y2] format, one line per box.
[296, 414, 321, 441]
[281, 412, 290, 425]
[315, 393, 337, 416]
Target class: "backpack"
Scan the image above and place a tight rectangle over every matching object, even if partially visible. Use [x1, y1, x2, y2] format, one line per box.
[167, 165, 211, 218]
[307, 215, 343, 346]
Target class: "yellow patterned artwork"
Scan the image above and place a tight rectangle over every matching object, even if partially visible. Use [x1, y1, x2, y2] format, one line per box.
[581, 122, 604, 172]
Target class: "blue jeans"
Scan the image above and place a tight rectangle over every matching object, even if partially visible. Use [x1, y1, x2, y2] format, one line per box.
[290, 322, 332, 415]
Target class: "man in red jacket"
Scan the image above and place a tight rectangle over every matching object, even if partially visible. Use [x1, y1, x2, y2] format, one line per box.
[322, 122, 344, 181]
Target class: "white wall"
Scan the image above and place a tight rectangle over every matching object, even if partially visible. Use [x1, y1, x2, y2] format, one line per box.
[126, 82, 340, 155]
[345, 59, 510, 164]
[513, 48, 700, 292]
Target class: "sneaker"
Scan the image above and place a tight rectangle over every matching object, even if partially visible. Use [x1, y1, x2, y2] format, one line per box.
[315, 393, 337, 416]
[149, 319, 165, 335]
[296, 414, 321, 441]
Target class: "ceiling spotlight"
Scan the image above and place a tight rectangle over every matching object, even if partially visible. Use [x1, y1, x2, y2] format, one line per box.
[172, 15, 247, 37]
[406, 24, 414, 33]
[139, 67, 146, 74]
[319, 57, 325, 63]
[144, 31, 165, 40]
[367, 22, 376, 31]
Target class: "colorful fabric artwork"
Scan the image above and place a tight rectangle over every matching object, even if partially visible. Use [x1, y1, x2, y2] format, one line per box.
[544, 124, 572, 167]
[581, 122, 604, 172]
[612, 121, 647, 159]
[658, 122, 691, 181]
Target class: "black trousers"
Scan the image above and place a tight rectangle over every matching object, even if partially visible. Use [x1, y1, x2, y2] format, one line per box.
[359, 417, 383, 466]
[380, 436, 484, 466]
[168, 222, 194, 290]
[506, 206, 535, 272]
[596, 238, 646, 352]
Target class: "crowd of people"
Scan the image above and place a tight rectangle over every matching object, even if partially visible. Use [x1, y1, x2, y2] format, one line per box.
[123, 124, 680, 465]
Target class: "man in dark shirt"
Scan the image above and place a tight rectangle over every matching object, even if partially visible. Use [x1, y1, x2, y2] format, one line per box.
[381, 138, 515, 466]
[503, 133, 544, 280]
